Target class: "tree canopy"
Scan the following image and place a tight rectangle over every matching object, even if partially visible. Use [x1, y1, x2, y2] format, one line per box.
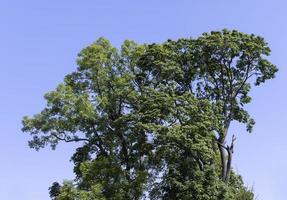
[22, 29, 277, 200]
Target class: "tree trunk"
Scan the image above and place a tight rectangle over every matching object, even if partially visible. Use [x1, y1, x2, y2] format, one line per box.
[218, 121, 233, 182]
[218, 141, 227, 180]
[225, 135, 236, 182]
[225, 148, 232, 182]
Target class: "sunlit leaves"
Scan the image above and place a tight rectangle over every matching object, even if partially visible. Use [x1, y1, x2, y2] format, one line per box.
[22, 30, 276, 200]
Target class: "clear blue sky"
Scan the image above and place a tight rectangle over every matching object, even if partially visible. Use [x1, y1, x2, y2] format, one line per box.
[0, 1, 285, 199]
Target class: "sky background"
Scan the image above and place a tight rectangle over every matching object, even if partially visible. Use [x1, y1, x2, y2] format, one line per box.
[0, 0, 286, 199]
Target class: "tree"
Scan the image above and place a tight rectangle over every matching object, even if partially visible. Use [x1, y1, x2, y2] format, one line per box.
[23, 38, 153, 199]
[22, 30, 277, 199]
[193, 30, 277, 181]
[138, 29, 277, 182]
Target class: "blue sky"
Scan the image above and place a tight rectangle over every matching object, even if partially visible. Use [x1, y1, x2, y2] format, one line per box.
[0, 1, 286, 199]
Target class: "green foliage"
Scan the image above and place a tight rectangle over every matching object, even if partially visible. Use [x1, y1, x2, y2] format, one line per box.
[22, 30, 277, 199]
[51, 181, 106, 200]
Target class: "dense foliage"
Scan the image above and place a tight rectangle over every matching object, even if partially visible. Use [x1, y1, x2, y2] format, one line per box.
[22, 30, 277, 199]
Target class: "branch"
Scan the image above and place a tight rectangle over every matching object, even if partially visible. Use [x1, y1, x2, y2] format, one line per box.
[51, 132, 90, 143]
[233, 58, 255, 99]
[229, 134, 237, 153]
[91, 124, 108, 156]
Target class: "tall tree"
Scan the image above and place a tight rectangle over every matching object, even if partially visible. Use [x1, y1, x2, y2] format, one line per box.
[138, 30, 277, 182]
[192, 30, 277, 181]
[23, 38, 152, 199]
[22, 30, 276, 199]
